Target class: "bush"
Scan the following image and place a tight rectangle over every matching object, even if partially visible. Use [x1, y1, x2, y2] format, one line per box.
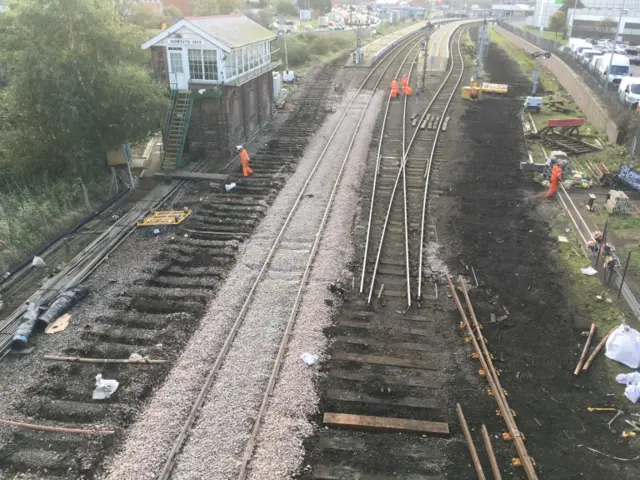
[273, 31, 354, 68]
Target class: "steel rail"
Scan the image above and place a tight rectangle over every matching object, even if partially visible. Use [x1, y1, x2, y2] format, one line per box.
[365, 26, 466, 305]
[157, 34, 426, 480]
[417, 28, 467, 300]
[236, 39, 425, 480]
[359, 26, 440, 302]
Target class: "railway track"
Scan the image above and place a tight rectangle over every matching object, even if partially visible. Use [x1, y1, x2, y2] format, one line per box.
[155, 34, 431, 480]
[303, 26, 469, 479]
[0, 31, 431, 480]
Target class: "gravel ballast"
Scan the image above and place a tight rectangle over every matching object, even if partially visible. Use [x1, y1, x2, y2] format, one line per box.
[104, 89, 382, 480]
[245, 90, 385, 480]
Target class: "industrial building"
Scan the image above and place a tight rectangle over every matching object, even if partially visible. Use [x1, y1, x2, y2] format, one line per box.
[142, 14, 280, 169]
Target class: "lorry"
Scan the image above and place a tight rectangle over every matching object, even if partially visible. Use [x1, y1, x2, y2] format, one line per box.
[318, 16, 328, 28]
[595, 53, 630, 87]
[618, 77, 640, 105]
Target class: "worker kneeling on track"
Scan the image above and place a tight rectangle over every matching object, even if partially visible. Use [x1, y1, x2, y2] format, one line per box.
[237, 145, 253, 177]
[401, 74, 413, 96]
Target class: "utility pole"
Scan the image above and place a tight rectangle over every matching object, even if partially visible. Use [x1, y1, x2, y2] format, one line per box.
[475, 18, 489, 84]
[421, 0, 431, 92]
[531, 51, 551, 96]
[566, 0, 580, 40]
[605, 0, 626, 90]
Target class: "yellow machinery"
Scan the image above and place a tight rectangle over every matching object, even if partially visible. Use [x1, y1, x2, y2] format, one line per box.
[462, 81, 509, 101]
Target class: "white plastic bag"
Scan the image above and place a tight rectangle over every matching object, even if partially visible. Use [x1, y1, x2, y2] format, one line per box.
[605, 324, 640, 369]
[93, 374, 119, 400]
[300, 352, 318, 366]
[616, 372, 640, 404]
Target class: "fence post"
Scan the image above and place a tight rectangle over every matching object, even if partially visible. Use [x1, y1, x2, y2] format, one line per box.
[79, 179, 91, 212]
[618, 251, 633, 300]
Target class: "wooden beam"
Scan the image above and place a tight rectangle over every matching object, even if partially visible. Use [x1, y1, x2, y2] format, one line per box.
[328, 369, 443, 389]
[323, 412, 449, 436]
[332, 352, 438, 370]
[313, 464, 444, 479]
[327, 390, 439, 410]
[336, 336, 431, 352]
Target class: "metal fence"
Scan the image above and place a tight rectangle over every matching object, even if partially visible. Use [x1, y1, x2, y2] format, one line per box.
[498, 21, 638, 118]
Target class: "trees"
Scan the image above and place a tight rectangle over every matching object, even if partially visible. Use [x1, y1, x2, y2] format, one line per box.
[276, 0, 299, 17]
[163, 5, 184, 24]
[0, 0, 166, 178]
[192, 0, 242, 15]
[309, 0, 332, 15]
[597, 17, 618, 38]
[549, 11, 566, 39]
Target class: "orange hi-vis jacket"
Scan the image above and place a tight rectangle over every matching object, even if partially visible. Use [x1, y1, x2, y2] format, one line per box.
[546, 165, 562, 198]
[240, 148, 253, 177]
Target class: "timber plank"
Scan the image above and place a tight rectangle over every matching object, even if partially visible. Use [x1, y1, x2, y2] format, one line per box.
[313, 465, 443, 479]
[332, 352, 438, 370]
[338, 320, 431, 337]
[328, 369, 443, 389]
[318, 435, 434, 458]
[323, 412, 449, 436]
[336, 336, 431, 352]
[327, 390, 439, 409]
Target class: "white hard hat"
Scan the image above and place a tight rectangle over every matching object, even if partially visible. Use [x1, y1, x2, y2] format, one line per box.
[236, 145, 243, 151]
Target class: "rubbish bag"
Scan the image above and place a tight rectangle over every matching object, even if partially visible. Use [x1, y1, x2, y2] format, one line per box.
[12, 302, 40, 348]
[616, 372, 640, 404]
[92, 374, 119, 400]
[605, 324, 640, 369]
[37, 285, 88, 327]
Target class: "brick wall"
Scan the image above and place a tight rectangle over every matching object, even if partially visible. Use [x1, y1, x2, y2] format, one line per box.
[188, 97, 227, 157]
[151, 46, 168, 83]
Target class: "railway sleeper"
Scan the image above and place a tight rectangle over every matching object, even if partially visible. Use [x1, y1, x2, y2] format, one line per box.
[20, 396, 112, 423]
[0, 447, 85, 477]
[82, 326, 162, 346]
[125, 296, 205, 315]
[146, 274, 220, 290]
[159, 265, 226, 277]
[125, 285, 209, 303]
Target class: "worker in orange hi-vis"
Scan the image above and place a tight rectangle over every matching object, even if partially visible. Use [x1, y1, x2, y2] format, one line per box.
[401, 75, 409, 89]
[546, 164, 563, 198]
[237, 145, 253, 177]
[403, 85, 413, 96]
[390, 79, 399, 99]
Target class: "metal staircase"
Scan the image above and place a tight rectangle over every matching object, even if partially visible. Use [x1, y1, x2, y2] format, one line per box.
[161, 90, 194, 170]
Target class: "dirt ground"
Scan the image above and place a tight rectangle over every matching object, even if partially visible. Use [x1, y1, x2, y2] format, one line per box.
[434, 39, 639, 477]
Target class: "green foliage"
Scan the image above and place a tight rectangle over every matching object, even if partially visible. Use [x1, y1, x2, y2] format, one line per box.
[549, 11, 566, 40]
[273, 31, 353, 68]
[163, 5, 184, 23]
[0, 0, 167, 179]
[0, 174, 110, 273]
[559, 0, 584, 13]
[192, 0, 242, 15]
[309, 0, 331, 15]
[276, 0, 299, 16]
[128, 3, 166, 29]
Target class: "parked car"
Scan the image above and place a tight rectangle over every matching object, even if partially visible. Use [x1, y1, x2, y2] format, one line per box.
[580, 49, 602, 66]
[334, 24, 345, 31]
[626, 45, 640, 55]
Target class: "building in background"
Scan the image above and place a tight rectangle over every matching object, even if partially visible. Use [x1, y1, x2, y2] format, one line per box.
[142, 15, 281, 168]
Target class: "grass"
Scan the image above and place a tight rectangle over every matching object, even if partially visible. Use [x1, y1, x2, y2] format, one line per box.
[272, 19, 420, 73]
[0, 173, 111, 274]
[522, 25, 567, 45]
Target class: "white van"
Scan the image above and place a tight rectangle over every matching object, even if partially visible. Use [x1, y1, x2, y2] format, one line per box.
[574, 44, 595, 58]
[618, 77, 640, 104]
[589, 55, 603, 73]
[595, 53, 631, 86]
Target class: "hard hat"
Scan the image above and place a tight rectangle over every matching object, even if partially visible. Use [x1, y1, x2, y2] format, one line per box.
[236, 145, 243, 151]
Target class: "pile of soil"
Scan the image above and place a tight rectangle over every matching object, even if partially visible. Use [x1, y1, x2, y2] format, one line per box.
[437, 40, 638, 477]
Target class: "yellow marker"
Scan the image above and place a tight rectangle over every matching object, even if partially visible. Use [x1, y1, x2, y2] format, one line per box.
[622, 431, 637, 438]
[587, 407, 617, 412]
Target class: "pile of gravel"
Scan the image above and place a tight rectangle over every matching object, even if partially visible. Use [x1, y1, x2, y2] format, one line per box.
[246, 90, 385, 480]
